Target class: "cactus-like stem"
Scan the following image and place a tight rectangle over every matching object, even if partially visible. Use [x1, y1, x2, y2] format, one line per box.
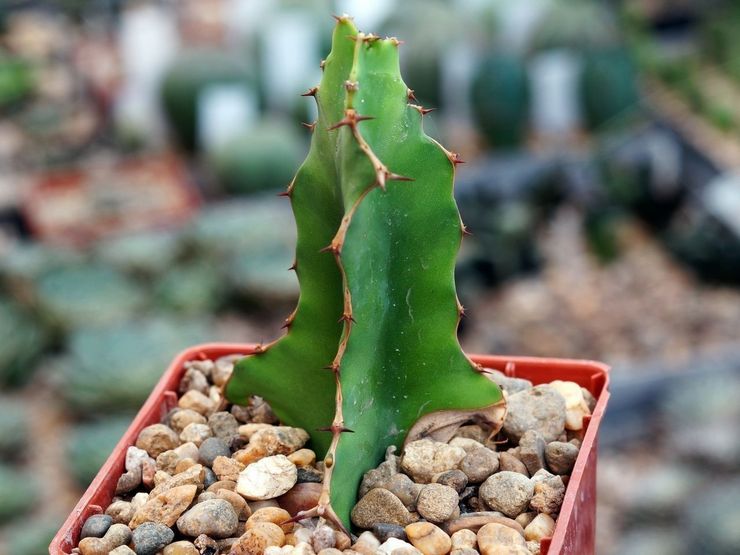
[226, 16, 504, 528]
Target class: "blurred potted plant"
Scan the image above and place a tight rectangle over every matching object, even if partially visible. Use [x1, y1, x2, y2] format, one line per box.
[51, 16, 609, 555]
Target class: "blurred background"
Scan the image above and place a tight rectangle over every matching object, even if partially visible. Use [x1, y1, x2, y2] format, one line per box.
[0, 0, 739, 553]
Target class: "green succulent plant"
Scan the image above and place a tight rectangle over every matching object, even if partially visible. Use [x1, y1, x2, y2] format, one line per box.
[226, 17, 504, 529]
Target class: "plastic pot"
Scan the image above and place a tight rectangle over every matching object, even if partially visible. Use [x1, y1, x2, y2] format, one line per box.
[49, 343, 610, 555]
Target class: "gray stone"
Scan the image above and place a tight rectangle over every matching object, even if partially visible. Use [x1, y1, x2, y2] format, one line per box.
[373, 523, 408, 543]
[485, 369, 533, 394]
[207, 412, 240, 441]
[460, 447, 499, 483]
[385, 473, 422, 510]
[518, 431, 546, 475]
[198, 437, 231, 467]
[544, 441, 579, 475]
[351, 488, 413, 529]
[417, 483, 459, 523]
[297, 467, 323, 483]
[502, 385, 566, 444]
[479, 471, 534, 518]
[80, 514, 113, 539]
[359, 454, 400, 497]
[132, 521, 174, 555]
[401, 439, 466, 483]
[499, 452, 529, 477]
[176, 499, 239, 538]
[433, 469, 468, 493]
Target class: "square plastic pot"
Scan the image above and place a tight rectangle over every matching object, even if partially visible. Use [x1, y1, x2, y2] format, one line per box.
[50, 343, 609, 554]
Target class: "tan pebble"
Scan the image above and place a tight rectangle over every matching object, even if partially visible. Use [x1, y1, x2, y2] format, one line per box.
[105, 500, 134, 525]
[378, 538, 421, 554]
[237, 455, 297, 500]
[251, 521, 286, 546]
[231, 523, 285, 555]
[130, 492, 149, 509]
[334, 530, 351, 551]
[318, 549, 344, 555]
[417, 483, 459, 522]
[169, 409, 207, 434]
[263, 547, 284, 555]
[405, 522, 451, 555]
[523, 514, 555, 541]
[108, 546, 136, 555]
[178, 390, 216, 415]
[78, 523, 132, 555]
[175, 457, 197, 474]
[550, 380, 590, 431]
[515, 512, 536, 529]
[163, 540, 199, 555]
[157, 450, 180, 474]
[292, 526, 313, 544]
[150, 464, 205, 497]
[451, 529, 477, 550]
[448, 437, 486, 452]
[207, 479, 237, 493]
[213, 455, 245, 482]
[238, 423, 274, 438]
[247, 506, 293, 533]
[477, 523, 526, 555]
[311, 524, 336, 552]
[175, 442, 200, 461]
[248, 499, 281, 512]
[288, 448, 316, 467]
[450, 549, 478, 555]
[292, 542, 316, 555]
[351, 531, 380, 555]
[218, 488, 251, 520]
[135, 424, 180, 458]
[154, 470, 171, 486]
[179, 422, 212, 446]
[444, 513, 524, 536]
[526, 539, 541, 555]
[401, 439, 467, 483]
[129, 484, 197, 528]
[284, 532, 298, 546]
[499, 453, 529, 478]
[233, 444, 268, 466]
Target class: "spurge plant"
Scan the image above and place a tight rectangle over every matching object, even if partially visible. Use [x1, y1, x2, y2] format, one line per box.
[226, 16, 505, 531]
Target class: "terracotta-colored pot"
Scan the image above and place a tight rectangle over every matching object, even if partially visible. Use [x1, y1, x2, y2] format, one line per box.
[49, 343, 609, 555]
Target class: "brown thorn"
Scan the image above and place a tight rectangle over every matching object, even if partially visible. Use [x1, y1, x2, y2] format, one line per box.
[332, 14, 353, 23]
[288, 260, 297, 271]
[283, 506, 319, 525]
[300, 87, 318, 97]
[450, 152, 466, 165]
[319, 244, 337, 254]
[322, 362, 340, 372]
[320, 59, 326, 70]
[355, 114, 375, 123]
[301, 121, 317, 131]
[407, 88, 417, 102]
[276, 190, 291, 198]
[344, 80, 358, 92]
[338, 313, 356, 324]
[317, 425, 355, 434]
[420, 106, 436, 115]
[389, 37, 404, 46]
[462, 225, 472, 236]
[388, 172, 414, 182]
[328, 118, 352, 131]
